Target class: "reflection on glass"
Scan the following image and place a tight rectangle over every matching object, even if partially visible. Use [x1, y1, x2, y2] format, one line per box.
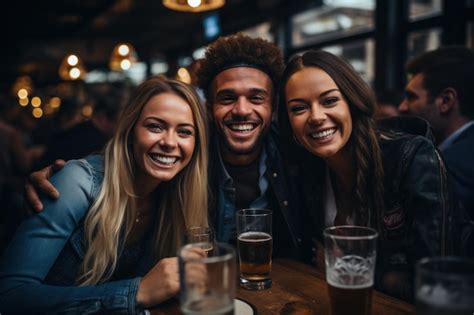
[407, 28, 441, 61]
[291, 0, 375, 48]
[321, 39, 375, 85]
[409, 0, 442, 21]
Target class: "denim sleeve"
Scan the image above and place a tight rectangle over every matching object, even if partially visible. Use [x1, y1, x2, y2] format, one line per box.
[0, 160, 142, 314]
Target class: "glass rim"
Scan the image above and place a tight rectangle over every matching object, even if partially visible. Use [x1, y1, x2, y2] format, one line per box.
[186, 226, 214, 235]
[179, 242, 235, 263]
[236, 208, 272, 216]
[417, 256, 474, 278]
[323, 225, 378, 240]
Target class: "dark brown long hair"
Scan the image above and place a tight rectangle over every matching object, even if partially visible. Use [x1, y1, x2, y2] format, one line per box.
[278, 50, 384, 234]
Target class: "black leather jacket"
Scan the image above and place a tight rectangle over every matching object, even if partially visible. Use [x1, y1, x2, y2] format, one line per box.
[299, 118, 455, 301]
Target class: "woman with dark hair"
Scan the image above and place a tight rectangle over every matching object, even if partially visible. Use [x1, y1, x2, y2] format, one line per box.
[278, 51, 454, 301]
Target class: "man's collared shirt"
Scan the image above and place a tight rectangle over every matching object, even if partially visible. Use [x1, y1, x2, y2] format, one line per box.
[439, 120, 474, 151]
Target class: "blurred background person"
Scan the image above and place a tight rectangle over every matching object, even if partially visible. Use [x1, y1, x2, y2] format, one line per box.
[374, 89, 402, 120]
[35, 87, 124, 170]
[0, 95, 45, 251]
[399, 46, 474, 224]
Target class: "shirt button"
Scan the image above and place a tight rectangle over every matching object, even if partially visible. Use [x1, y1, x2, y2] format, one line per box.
[273, 172, 278, 178]
[283, 200, 288, 206]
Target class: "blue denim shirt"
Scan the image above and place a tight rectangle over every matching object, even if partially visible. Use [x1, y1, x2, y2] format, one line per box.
[0, 155, 146, 314]
[214, 137, 270, 243]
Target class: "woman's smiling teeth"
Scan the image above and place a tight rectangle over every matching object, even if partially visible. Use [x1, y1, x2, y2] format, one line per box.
[149, 153, 178, 165]
[228, 123, 256, 133]
[310, 127, 337, 140]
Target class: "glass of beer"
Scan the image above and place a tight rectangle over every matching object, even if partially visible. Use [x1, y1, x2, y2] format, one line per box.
[236, 208, 272, 290]
[185, 226, 215, 256]
[179, 242, 237, 315]
[323, 225, 378, 315]
[416, 256, 474, 315]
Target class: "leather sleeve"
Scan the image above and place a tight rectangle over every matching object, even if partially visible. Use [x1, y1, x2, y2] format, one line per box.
[400, 137, 451, 262]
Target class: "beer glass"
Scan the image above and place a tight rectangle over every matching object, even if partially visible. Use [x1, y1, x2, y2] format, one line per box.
[236, 208, 272, 290]
[185, 226, 215, 256]
[416, 256, 474, 315]
[323, 226, 378, 315]
[179, 242, 237, 315]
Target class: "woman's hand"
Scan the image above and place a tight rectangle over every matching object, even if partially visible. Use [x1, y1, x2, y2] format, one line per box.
[136, 257, 180, 307]
[136, 248, 206, 308]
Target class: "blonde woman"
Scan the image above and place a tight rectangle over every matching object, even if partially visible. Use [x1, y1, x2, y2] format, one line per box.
[0, 76, 209, 313]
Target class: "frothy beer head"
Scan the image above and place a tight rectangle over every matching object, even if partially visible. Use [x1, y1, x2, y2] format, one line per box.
[238, 231, 272, 242]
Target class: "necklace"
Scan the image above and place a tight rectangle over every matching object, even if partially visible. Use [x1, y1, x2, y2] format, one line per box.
[135, 209, 141, 223]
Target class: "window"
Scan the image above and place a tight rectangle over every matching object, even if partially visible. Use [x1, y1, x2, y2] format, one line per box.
[468, 22, 474, 48]
[407, 28, 441, 60]
[291, 0, 375, 48]
[242, 22, 274, 43]
[322, 39, 375, 84]
[409, 0, 442, 21]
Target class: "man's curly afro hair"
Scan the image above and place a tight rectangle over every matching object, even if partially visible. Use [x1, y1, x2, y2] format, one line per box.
[197, 33, 285, 101]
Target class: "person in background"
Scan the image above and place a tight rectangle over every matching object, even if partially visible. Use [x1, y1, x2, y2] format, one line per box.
[278, 50, 455, 302]
[398, 46, 474, 222]
[0, 97, 45, 252]
[35, 89, 124, 169]
[374, 89, 401, 120]
[0, 76, 209, 313]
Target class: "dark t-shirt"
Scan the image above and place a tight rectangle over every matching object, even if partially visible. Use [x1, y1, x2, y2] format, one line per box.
[224, 159, 260, 211]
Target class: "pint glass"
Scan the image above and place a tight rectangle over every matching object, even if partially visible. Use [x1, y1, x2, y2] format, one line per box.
[236, 208, 272, 290]
[323, 226, 378, 315]
[416, 256, 474, 315]
[185, 226, 215, 256]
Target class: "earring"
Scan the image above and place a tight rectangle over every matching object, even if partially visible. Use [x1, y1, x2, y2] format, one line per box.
[293, 134, 302, 146]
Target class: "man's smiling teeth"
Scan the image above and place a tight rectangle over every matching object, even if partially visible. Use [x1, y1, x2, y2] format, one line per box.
[229, 123, 255, 132]
[150, 154, 178, 165]
[310, 128, 336, 139]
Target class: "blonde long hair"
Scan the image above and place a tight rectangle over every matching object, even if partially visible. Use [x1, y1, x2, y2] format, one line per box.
[78, 76, 208, 285]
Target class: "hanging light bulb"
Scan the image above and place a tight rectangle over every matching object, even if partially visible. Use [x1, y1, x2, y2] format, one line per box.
[162, 0, 225, 13]
[12, 75, 34, 99]
[59, 54, 86, 80]
[109, 43, 138, 71]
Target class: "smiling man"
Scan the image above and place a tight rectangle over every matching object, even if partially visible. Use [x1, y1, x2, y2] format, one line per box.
[198, 33, 308, 258]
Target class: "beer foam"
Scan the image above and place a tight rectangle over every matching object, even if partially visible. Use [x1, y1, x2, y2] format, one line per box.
[238, 231, 272, 242]
[327, 277, 373, 289]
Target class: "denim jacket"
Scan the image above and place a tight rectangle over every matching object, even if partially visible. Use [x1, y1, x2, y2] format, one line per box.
[0, 155, 148, 314]
[208, 125, 310, 260]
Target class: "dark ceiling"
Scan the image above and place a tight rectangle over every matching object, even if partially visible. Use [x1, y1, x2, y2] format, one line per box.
[1, 0, 315, 92]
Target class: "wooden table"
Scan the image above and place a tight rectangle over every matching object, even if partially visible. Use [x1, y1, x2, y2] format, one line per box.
[150, 258, 415, 315]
